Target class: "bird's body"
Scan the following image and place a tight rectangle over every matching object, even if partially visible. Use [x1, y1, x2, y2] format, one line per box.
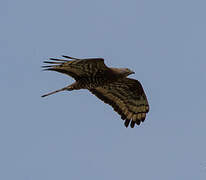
[42, 56, 149, 128]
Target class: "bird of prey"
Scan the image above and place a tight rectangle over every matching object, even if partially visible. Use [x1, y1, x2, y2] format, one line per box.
[42, 55, 149, 128]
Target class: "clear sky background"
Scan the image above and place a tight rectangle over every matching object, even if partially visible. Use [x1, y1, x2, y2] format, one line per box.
[1, 0, 206, 179]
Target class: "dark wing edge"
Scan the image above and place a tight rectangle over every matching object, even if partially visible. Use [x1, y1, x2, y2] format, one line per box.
[42, 56, 107, 80]
[89, 78, 149, 128]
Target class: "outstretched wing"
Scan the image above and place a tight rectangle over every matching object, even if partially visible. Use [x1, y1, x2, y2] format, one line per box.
[90, 78, 149, 128]
[42, 55, 108, 80]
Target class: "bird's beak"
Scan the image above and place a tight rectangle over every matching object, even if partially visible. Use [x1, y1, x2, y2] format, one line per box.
[131, 71, 135, 74]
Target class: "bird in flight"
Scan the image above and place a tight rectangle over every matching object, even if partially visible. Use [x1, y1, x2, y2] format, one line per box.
[42, 55, 149, 128]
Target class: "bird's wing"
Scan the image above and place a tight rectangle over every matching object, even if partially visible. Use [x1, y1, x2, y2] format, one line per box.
[89, 78, 149, 128]
[42, 56, 108, 80]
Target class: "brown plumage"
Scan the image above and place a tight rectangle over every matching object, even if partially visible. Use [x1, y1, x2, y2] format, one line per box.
[42, 55, 149, 128]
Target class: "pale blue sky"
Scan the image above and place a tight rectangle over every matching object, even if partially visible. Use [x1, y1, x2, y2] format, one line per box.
[1, 0, 206, 179]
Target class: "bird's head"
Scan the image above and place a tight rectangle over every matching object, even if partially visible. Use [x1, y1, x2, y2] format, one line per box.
[111, 68, 135, 77]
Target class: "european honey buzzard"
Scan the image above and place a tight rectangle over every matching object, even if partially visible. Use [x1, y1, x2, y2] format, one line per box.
[42, 55, 149, 128]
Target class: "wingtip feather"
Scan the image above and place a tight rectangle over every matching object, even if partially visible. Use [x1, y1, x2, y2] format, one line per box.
[124, 119, 130, 127]
[130, 121, 135, 128]
[62, 55, 79, 60]
[43, 61, 62, 64]
[49, 58, 68, 62]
